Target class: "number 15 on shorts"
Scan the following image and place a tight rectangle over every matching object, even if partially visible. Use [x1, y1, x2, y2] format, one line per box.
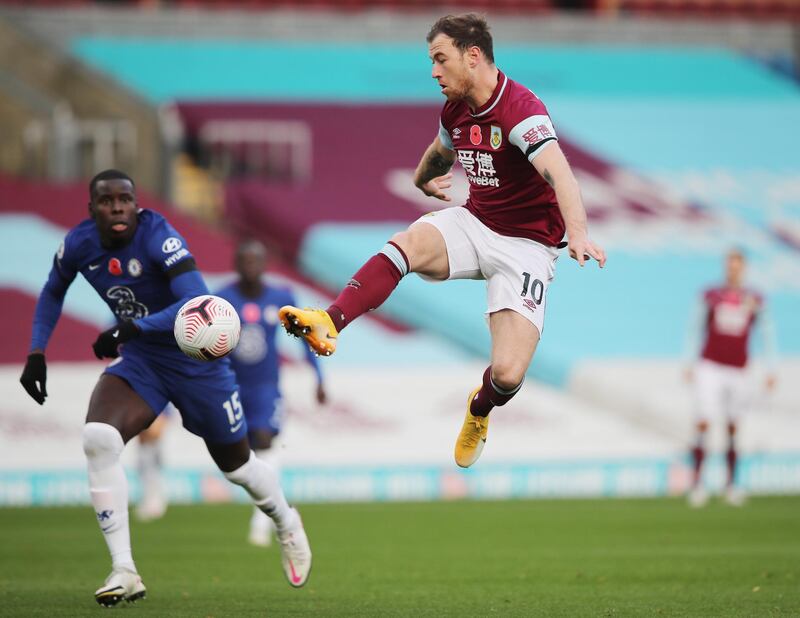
[223, 391, 244, 432]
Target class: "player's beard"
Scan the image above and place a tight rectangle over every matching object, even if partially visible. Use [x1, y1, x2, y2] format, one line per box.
[446, 71, 474, 103]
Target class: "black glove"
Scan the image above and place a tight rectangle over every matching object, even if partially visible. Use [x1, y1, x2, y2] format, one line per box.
[92, 321, 140, 359]
[20, 353, 47, 405]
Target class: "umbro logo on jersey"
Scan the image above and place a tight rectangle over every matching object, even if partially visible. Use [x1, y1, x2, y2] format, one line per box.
[452, 127, 461, 140]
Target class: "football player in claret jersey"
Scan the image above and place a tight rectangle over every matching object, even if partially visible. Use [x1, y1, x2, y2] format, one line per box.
[216, 240, 326, 546]
[18, 170, 312, 606]
[279, 14, 605, 468]
[685, 248, 777, 507]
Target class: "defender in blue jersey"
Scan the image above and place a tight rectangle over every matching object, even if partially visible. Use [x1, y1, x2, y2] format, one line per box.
[18, 170, 312, 605]
[217, 240, 327, 546]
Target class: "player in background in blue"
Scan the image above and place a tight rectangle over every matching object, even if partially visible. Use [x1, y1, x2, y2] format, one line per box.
[217, 240, 327, 546]
[18, 170, 312, 606]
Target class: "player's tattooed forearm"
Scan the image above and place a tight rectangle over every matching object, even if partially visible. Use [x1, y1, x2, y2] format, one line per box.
[542, 169, 555, 188]
[417, 150, 453, 187]
[424, 150, 453, 179]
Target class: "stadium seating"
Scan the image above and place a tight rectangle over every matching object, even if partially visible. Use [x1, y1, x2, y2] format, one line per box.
[605, 0, 800, 21]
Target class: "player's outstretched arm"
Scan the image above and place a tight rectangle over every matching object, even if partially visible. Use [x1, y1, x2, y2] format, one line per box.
[413, 137, 457, 202]
[92, 321, 140, 359]
[756, 304, 779, 390]
[532, 142, 606, 268]
[683, 297, 706, 383]
[20, 262, 74, 404]
[20, 352, 47, 405]
[136, 269, 209, 335]
[92, 269, 210, 359]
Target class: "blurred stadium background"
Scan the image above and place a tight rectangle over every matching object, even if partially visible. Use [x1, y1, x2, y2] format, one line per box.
[1, 0, 799, 510]
[0, 0, 800, 505]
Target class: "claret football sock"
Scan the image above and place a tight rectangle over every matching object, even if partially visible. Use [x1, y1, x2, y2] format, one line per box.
[725, 424, 738, 487]
[469, 366, 523, 417]
[691, 433, 706, 487]
[327, 242, 409, 332]
[83, 422, 136, 572]
[726, 447, 738, 487]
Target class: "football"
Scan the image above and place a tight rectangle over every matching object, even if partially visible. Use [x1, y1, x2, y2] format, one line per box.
[174, 295, 241, 361]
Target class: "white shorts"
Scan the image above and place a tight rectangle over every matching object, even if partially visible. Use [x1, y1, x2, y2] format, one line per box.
[414, 206, 558, 336]
[693, 359, 754, 423]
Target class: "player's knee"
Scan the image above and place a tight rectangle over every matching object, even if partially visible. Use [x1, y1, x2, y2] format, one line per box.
[389, 230, 414, 259]
[391, 226, 433, 265]
[696, 420, 709, 433]
[223, 451, 261, 487]
[490, 363, 525, 393]
[82, 422, 124, 463]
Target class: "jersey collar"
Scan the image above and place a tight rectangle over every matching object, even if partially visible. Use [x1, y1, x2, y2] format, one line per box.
[470, 70, 507, 118]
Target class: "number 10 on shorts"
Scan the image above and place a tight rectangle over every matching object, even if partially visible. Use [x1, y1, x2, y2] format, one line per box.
[223, 391, 244, 431]
[520, 271, 544, 305]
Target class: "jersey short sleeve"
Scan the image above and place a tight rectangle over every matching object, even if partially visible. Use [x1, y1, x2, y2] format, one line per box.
[438, 118, 454, 151]
[145, 214, 195, 274]
[507, 95, 558, 163]
[54, 229, 80, 285]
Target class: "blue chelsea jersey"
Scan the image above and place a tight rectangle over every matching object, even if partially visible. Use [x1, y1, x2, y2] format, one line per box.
[216, 281, 321, 388]
[56, 209, 195, 349]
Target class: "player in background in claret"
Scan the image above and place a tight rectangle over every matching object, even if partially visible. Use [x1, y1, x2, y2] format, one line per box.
[685, 248, 778, 508]
[279, 14, 605, 468]
[18, 170, 313, 607]
[216, 240, 327, 547]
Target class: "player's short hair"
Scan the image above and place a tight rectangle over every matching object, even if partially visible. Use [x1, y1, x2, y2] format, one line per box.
[89, 169, 135, 199]
[727, 246, 747, 261]
[236, 239, 267, 259]
[426, 14, 494, 64]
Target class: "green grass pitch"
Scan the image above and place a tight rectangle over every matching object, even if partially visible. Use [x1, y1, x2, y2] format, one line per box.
[0, 497, 798, 616]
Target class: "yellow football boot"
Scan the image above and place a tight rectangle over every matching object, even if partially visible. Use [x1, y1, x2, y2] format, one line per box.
[454, 387, 490, 468]
[278, 306, 338, 356]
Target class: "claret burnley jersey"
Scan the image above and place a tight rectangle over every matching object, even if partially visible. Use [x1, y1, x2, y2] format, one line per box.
[701, 286, 763, 368]
[438, 70, 565, 247]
